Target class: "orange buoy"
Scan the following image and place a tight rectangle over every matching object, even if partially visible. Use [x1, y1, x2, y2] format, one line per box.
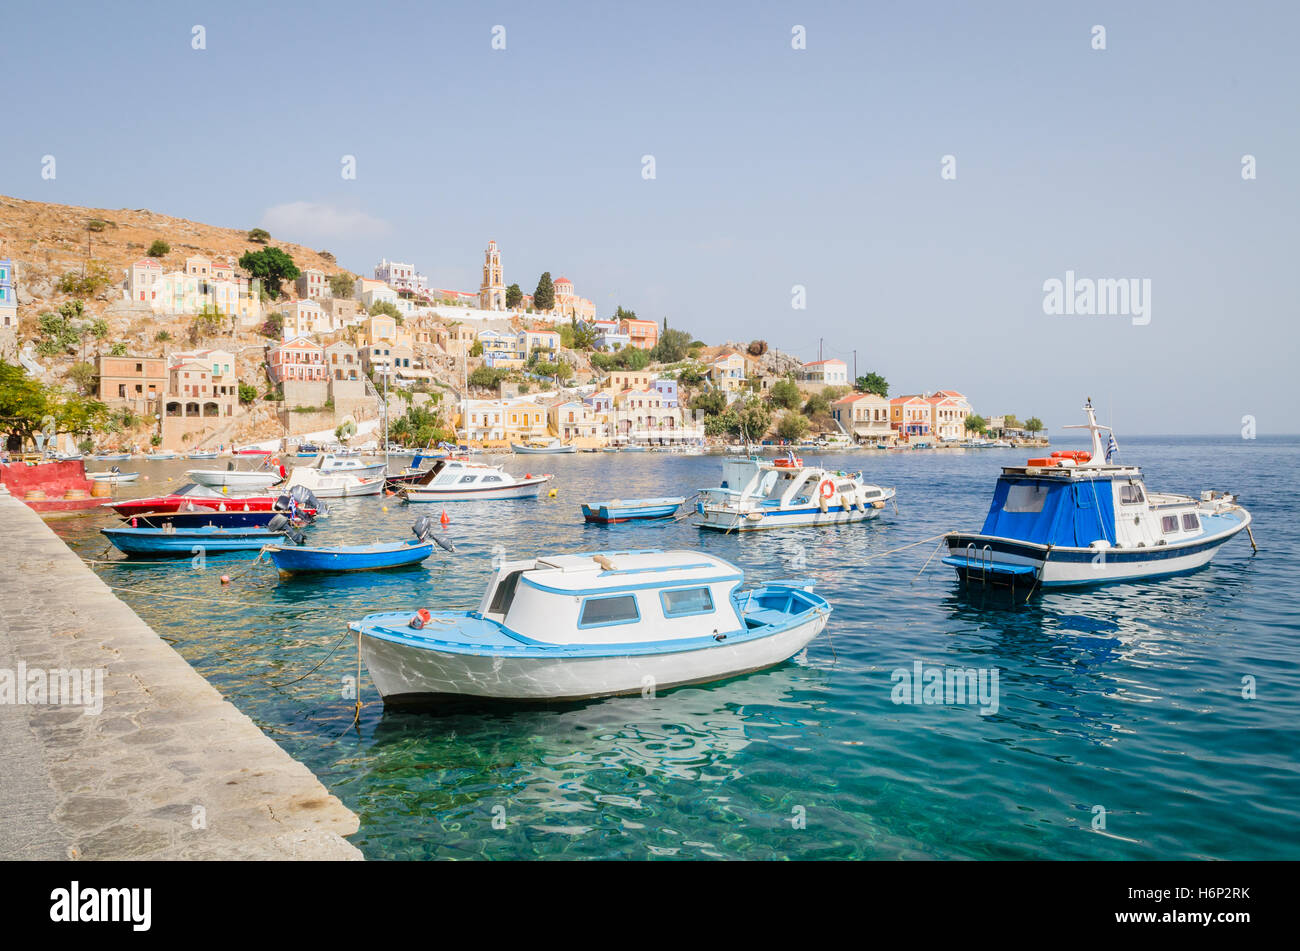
[220, 575, 230, 585]
[440, 509, 450, 526]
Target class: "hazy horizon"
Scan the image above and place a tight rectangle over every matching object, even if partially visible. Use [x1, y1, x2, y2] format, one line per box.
[3, 1, 1296, 436]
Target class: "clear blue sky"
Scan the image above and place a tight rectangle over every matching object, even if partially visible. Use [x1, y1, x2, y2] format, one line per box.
[4, 1, 1296, 433]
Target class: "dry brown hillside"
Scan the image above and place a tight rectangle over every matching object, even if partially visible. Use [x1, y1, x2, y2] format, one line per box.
[0, 193, 349, 309]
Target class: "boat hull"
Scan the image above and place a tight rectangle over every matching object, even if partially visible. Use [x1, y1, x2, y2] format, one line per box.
[187, 469, 283, 490]
[400, 476, 549, 502]
[356, 612, 827, 704]
[267, 540, 434, 575]
[582, 498, 683, 523]
[944, 512, 1251, 589]
[511, 443, 576, 454]
[698, 502, 886, 532]
[101, 526, 284, 556]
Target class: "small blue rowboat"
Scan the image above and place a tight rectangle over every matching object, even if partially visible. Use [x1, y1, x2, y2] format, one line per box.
[265, 516, 453, 575]
[582, 497, 685, 524]
[101, 524, 292, 556]
[266, 539, 437, 575]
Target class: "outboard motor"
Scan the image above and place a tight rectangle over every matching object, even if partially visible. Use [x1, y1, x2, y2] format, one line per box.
[110, 465, 120, 474]
[266, 513, 307, 546]
[412, 516, 455, 552]
[288, 484, 327, 518]
[227, 460, 235, 471]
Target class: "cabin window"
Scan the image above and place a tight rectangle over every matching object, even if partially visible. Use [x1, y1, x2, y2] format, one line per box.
[482, 476, 502, 483]
[1161, 515, 1179, 534]
[1004, 483, 1049, 513]
[1182, 513, 1200, 532]
[578, 594, 640, 627]
[661, 586, 714, 618]
[459, 475, 477, 483]
[488, 570, 524, 615]
[1119, 484, 1146, 504]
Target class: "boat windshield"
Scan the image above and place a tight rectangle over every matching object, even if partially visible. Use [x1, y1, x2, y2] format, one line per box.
[489, 570, 524, 615]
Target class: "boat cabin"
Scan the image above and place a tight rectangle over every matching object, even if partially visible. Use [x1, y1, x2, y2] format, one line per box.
[477, 550, 747, 645]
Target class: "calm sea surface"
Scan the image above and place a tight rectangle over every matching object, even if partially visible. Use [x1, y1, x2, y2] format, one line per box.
[51, 436, 1299, 860]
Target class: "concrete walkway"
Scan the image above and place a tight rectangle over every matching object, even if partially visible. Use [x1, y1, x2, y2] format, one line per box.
[0, 491, 361, 859]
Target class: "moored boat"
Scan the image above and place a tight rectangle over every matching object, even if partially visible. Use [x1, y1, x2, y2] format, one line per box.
[186, 462, 285, 490]
[398, 458, 550, 501]
[108, 483, 321, 518]
[101, 522, 299, 557]
[87, 468, 139, 484]
[265, 516, 450, 576]
[348, 549, 831, 704]
[511, 439, 577, 454]
[942, 399, 1254, 590]
[582, 497, 685, 524]
[696, 454, 895, 531]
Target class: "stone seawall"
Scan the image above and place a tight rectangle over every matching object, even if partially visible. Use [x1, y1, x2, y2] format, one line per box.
[0, 492, 362, 859]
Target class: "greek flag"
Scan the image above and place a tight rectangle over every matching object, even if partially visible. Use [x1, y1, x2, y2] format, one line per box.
[1105, 432, 1118, 462]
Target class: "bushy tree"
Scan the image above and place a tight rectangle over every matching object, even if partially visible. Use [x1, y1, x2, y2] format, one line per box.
[248, 228, 271, 244]
[505, 283, 523, 309]
[369, 300, 401, 319]
[651, 328, 693, 363]
[1024, 417, 1044, 434]
[329, 273, 355, 298]
[777, 412, 810, 442]
[964, 414, 987, 435]
[747, 339, 768, 356]
[854, 372, 888, 397]
[147, 239, 170, 258]
[769, 378, 801, 410]
[238, 247, 300, 299]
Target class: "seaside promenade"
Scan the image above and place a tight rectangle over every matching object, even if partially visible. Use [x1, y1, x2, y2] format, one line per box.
[0, 490, 361, 860]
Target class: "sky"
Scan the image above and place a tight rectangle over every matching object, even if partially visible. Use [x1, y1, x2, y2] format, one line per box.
[3, 1, 1296, 434]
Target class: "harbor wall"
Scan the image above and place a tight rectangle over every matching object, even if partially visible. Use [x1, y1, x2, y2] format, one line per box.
[0, 490, 362, 859]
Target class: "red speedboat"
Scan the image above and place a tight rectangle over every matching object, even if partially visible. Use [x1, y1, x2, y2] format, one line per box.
[107, 482, 319, 517]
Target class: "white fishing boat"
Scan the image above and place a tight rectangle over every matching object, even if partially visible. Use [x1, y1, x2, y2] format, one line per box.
[943, 399, 1255, 590]
[398, 457, 551, 501]
[696, 453, 896, 531]
[314, 453, 386, 479]
[348, 548, 831, 704]
[87, 469, 139, 484]
[511, 439, 577, 454]
[186, 463, 284, 490]
[282, 462, 384, 498]
[144, 450, 178, 460]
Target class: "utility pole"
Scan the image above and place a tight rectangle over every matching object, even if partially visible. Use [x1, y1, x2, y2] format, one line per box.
[819, 337, 823, 362]
[853, 349, 857, 384]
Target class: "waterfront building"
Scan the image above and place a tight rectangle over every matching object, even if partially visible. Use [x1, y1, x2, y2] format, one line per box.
[605, 369, 658, 391]
[547, 399, 603, 445]
[168, 349, 237, 401]
[479, 240, 506, 311]
[831, 392, 892, 442]
[927, 390, 973, 441]
[891, 395, 932, 440]
[652, 377, 680, 407]
[460, 397, 548, 445]
[0, 259, 17, 359]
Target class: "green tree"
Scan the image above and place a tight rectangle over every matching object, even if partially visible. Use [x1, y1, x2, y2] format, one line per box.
[747, 339, 768, 356]
[690, 389, 728, 417]
[615, 346, 650, 370]
[734, 397, 773, 442]
[56, 262, 114, 297]
[533, 272, 555, 312]
[1002, 414, 1020, 431]
[469, 366, 506, 389]
[469, 339, 484, 357]
[154, 330, 172, 343]
[677, 366, 705, 387]
[261, 312, 284, 338]
[238, 382, 258, 405]
[328, 273, 355, 298]
[88, 318, 109, 357]
[803, 391, 831, 417]
[1024, 417, 1044, 434]
[369, 300, 402, 320]
[769, 377, 801, 410]
[651, 327, 693, 364]
[238, 247, 300, 299]
[505, 283, 523, 309]
[189, 306, 224, 344]
[777, 412, 810, 442]
[614, 306, 638, 321]
[248, 228, 271, 244]
[854, 372, 889, 397]
[0, 361, 108, 451]
[109, 342, 127, 356]
[147, 239, 170, 257]
[964, 413, 988, 435]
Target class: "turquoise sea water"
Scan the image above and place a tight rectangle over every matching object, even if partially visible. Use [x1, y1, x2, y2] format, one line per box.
[52, 436, 1299, 860]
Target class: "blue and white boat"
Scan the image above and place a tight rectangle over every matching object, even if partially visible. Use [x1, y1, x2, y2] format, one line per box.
[265, 517, 449, 575]
[943, 399, 1254, 590]
[348, 549, 831, 704]
[696, 454, 895, 531]
[101, 523, 298, 557]
[582, 497, 685, 524]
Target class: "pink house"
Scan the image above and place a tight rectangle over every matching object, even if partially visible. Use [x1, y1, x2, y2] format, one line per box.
[268, 336, 326, 383]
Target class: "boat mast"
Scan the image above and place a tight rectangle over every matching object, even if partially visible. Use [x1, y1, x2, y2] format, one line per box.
[1061, 396, 1111, 461]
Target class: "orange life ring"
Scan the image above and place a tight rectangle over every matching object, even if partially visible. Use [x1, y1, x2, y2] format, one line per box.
[820, 479, 835, 499]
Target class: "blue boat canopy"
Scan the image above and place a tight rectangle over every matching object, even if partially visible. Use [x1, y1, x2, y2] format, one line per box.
[979, 476, 1116, 548]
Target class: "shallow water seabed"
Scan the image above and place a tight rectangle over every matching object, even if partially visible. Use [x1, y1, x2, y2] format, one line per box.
[53, 437, 1299, 859]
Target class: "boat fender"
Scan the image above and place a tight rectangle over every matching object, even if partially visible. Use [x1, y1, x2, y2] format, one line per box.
[409, 608, 432, 630]
[818, 495, 828, 513]
[872, 500, 886, 509]
[840, 494, 853, 511]
[525, 473, 532, 479]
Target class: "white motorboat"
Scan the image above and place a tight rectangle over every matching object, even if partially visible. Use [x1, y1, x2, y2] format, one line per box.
[348, 548, 831, 703]
[283, 460, 385, 498]
[511, 439, 577, 454]
[696, 453, 896, 531]
[87, 469, 139, 484]
[943, 399, 1254, 590]
[398, 458, 551, 501]
[315, 453, 386, 479]
[186, 463, 284, 490]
